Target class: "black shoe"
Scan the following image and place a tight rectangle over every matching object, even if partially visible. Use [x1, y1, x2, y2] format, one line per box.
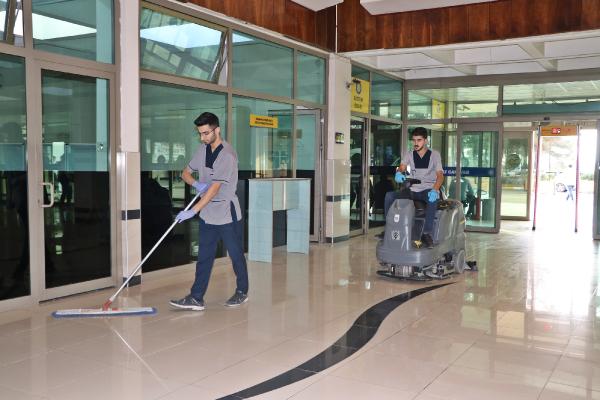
[421, 233, 434, 249]
[375, 232, 384, 240]
[224, 290, 248, 307]
[169, 295, 205, 311]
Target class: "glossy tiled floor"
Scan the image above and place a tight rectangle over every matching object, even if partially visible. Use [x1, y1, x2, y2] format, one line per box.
[0, 221, 599, 399]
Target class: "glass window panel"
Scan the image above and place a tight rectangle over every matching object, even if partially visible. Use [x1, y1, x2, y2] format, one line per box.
[408, 86, 499, 119]
[233, 32, 293, 98]
[503, 81, 600, 114]
[32, 0, 113, 63]
[140, 7, 227, 84]
[41, 71, 111, 288]
[232, 96, 292, 249]
[297, 52, 325, 104]
[351, 65, 369, 81]
[232, 96, 292, 179]
[460, 130, 499, 229]
[371, 73, 402, 120]
[0, 53, 28, 299]
[0, 0, 23, 46]
[1, 0, 7, 40]
[140, 80, 227, 271]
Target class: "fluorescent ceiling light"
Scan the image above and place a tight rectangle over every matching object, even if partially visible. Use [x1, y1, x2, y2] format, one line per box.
[361, 0, 496, 15]
[2, 11, 96, 40]
[289, 0, 344, 11]
[141, 23, 224, 49]
[32, 13, 96, 40]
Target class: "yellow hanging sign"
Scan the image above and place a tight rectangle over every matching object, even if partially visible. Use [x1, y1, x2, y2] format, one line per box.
[432, 99, 446, 119]
[541, 125, 578, 136]
[250, 114, 278, 128]
[351, 78, 370, 114]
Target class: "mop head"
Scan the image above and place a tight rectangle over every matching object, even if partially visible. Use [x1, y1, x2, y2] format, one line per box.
[52, 307, 157, 318]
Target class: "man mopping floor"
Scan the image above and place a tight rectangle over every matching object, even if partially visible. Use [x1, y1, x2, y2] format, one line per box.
[170, 112, 249, 311]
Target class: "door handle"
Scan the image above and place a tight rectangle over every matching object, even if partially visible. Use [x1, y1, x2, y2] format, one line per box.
[41, 182, 54, 208]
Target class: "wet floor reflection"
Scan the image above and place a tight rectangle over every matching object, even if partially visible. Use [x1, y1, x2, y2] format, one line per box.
[218, 283, 452, 399]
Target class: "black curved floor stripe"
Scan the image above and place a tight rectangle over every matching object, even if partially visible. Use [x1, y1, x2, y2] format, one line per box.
[217, 283, 453, 399]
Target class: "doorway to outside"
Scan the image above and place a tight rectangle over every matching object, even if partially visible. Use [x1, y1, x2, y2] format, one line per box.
[503, 121, 598, 236]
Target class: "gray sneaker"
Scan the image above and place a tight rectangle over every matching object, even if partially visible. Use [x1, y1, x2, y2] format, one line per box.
[169, 295, 205, 311]
[224, 291, 248, 307]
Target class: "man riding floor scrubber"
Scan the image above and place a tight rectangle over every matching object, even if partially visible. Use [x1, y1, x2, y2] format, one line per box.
[376, 177, 477, 281]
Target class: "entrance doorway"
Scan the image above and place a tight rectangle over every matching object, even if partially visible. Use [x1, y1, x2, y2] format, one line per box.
[0, 59, 116, 305]
[532, 121, 598, 235]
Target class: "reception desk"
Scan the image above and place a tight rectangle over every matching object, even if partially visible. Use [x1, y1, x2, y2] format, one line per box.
[248, 178, 310, 262]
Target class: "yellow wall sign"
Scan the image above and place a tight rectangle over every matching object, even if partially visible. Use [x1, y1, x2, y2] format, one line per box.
[351, 78, 370, 114]
[432, 99, 446, 119]
[250, 114, 278, 128]
[541, 125, 578, 136]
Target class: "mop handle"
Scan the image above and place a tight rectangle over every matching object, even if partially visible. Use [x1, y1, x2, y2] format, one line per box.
[105, 192, 201, 307]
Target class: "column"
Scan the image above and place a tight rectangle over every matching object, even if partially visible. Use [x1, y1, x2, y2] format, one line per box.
[325, 54, 351, 243]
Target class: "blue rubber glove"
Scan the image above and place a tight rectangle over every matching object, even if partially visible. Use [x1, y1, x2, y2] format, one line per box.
[394, 172, 406, 183]
[176, 209, 197, 223]
[192, 181, 209, 194]
[428, 190, 439, 203]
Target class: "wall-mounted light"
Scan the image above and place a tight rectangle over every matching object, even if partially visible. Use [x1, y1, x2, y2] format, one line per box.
[345, 78, 360, 89]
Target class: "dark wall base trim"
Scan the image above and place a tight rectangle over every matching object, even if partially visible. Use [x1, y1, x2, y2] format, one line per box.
[121, 209, 141, 220]
[326, 194, 350, 202]
[326, 235, 349, 243]
[123, 275, 141, 287]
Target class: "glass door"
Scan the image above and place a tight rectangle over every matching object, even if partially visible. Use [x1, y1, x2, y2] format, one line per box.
[501, 126, 533, 220]
[350, 117, 366, 234]
[457, 123, 501, 232]
[369, 120, 401, 229]
[296, 108, 322, 242]
[35, 65, 115, 300]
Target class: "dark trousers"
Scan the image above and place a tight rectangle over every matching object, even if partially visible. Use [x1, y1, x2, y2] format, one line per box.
[384, 189, 438, 234]
[566, 185, 575, 200]
[190, 208, 249, 301]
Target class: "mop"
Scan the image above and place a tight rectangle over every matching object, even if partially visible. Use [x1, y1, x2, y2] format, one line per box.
[52, 193, 201, 318]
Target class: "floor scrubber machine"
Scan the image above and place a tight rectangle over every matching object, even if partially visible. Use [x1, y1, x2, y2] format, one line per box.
[376, 178, 476, 280]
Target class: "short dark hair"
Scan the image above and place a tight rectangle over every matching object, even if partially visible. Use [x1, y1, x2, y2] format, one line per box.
[411, 126, 428, 140]
[194, 112, 219, 128]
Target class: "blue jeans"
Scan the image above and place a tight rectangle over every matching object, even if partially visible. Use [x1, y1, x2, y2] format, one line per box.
[384, 189, 438, 234]
[566, 185, 575, 200]
[190, 205, 248, 301]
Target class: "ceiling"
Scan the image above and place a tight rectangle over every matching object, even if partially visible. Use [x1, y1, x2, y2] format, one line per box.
[287, 1, 600, 81]
[341, 29, 600, 80]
